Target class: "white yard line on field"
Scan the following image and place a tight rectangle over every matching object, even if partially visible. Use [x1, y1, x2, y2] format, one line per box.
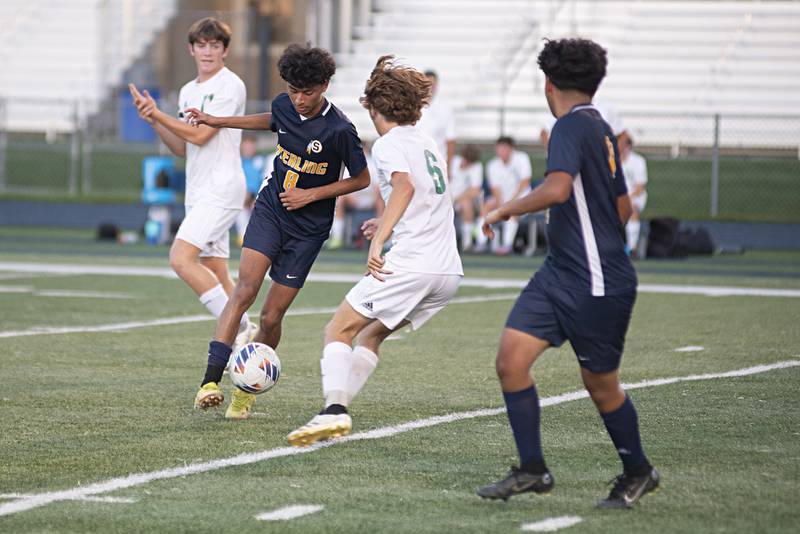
[255, 504, 324, 521]
[0, 286, 134, 299]
[0, 294, 514, 339]
[521, 515, 583, 532]
[675, 346, 705, 353]
[0, 493, 136, 504]
[1, 262, 799, 297]
[0, 359, 797, 518]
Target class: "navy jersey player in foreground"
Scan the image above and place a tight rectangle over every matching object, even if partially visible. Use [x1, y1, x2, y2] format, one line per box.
[477, 39, 659, 508]
[185, 44, 370, 418]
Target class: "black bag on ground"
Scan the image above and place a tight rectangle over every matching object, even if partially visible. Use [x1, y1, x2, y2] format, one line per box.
[678, 227, 714, 255]
[646, 217, 685, 258]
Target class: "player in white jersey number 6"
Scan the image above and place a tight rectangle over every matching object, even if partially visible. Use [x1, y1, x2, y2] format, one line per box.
[287, 56, 464, 447]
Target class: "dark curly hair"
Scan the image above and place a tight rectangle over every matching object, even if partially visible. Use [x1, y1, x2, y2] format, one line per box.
[537, 38, 607, 96]
[360, 55, 432, 125]
[277, 43, 336, 88]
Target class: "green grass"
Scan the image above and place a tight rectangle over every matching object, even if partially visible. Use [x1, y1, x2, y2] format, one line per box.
[0, 229, 799, 532]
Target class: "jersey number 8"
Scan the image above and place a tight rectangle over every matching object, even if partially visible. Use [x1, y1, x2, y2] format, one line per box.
[283, 170, 299, 190]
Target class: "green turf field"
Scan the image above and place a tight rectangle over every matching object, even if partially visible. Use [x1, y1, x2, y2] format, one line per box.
[1, 228, 799, 532]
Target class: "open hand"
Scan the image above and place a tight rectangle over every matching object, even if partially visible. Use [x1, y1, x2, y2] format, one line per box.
[361, 218, 380, 240]
[279, 187, 316, 211]
[366, 239, 392, 282]
[128, 84, 156, 124]
[184, 107, 219, 127]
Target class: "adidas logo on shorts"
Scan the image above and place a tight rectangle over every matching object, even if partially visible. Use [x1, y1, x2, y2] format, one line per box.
[361, 301, 373, 311]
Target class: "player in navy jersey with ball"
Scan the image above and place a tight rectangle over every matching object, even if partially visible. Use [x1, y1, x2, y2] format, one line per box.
[477, 38, 659, 508]
[185, 44, 370, 419]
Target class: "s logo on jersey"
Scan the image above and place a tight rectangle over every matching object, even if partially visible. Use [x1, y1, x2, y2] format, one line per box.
[306, 140, 323, 154]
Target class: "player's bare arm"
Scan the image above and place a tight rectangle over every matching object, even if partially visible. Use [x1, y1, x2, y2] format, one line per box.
[184, 109, 273, 130]
[129, 83, 218, 147]
[617, 193, 633, 225]
[366, 171, 415, 281]
[129, 84, 187, 157]
[483, 171, 572, 239]
[279, 166, 370, 211]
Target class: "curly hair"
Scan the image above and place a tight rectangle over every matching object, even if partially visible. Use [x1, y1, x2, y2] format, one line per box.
[537, 38, 607, 96]
[360, 55, 432, 125]
[277, 44, 336, 88]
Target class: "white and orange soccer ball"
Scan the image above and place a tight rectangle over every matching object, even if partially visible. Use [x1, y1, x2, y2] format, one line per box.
[227, 342, 281, 395]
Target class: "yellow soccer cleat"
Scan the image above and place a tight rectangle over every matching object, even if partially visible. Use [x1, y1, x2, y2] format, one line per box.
[287, 414, 352, 447]
[225, 388, 256, 419]
[194, 382, 224, 410]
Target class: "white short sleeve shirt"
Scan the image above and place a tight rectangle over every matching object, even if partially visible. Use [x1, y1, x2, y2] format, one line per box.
[178, 66, 247, 209]
[486, 150, 532, 203]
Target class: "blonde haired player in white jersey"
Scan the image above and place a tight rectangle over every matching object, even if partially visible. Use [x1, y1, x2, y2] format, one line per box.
[129, 18, 255, 418]
[288, 56, 464, 446]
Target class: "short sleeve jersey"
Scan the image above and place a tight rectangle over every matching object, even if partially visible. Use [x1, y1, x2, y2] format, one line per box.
[371, 125, 463, 276]
[542, 104, 636, 296]
[449, 155, 483, 200]
[259, 93, 368, 239]
[486, 150, 532, 203]
[178, 67, 247, 209]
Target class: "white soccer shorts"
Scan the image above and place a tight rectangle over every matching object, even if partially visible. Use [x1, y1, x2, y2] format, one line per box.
[175, 204, 240, 258]
[345, 270, 461, 330]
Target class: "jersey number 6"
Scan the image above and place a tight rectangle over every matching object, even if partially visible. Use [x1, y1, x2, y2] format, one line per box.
[424, 150, 446, 194]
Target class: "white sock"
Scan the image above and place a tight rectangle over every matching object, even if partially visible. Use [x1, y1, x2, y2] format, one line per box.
[346, 346, 378, 404]
[626, 220, 641, 251]
[461, 221, 473, 248]
[321, 342, 353, 407]
[330, 217, 345, 241]
[502, 219, 518, 249]
[199, 283, 250, 333]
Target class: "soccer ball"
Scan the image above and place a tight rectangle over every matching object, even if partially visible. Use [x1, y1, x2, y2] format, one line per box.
[228, 342, 281, 394]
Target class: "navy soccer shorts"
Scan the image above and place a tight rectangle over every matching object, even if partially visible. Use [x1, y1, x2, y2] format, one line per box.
[242, 202, 326, 289]
[505, 274, 636, 373]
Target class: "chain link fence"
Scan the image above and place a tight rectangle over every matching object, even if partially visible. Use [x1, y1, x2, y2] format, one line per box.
[463, 106, 800, 223]
[0, 97, 798, 223]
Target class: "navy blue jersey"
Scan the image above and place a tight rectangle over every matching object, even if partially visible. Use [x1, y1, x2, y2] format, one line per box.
[541, 104, 636, 296]
[259, 93, 367, 239]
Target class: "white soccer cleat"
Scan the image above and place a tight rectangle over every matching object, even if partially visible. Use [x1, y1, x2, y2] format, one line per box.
[233, 321, 259, 353]
[287, 414, 352, 447]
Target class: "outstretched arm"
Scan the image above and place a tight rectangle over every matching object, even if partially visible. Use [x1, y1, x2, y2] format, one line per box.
[184, 108, 272, 131]
[129, 84, 186, 157]
[129, 84, 218, 147]
[482, 171, 572, 240]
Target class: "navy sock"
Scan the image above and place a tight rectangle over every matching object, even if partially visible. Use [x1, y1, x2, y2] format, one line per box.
[201, 341, 232, 386]
[503, 385, 545, 469]
[600, 395, 649, 473]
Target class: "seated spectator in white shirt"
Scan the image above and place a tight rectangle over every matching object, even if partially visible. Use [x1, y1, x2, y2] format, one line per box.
[450, 144, 484, 251]
[477, 136, 532, 255]
[620, 135, 648, 255]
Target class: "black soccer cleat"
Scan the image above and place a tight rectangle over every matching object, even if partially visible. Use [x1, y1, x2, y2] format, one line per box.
[597, 467, 660, 509]
[477, 467, 554, 501]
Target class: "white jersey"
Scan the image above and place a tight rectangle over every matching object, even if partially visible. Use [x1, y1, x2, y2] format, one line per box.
[371, 125, 463, 276]
[417, 93, 456, 162]
[178, 66, 247, 209]
[450, 155, 483, 200]
[486, 150, 532, 203]
[622, 150, 648, 209]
